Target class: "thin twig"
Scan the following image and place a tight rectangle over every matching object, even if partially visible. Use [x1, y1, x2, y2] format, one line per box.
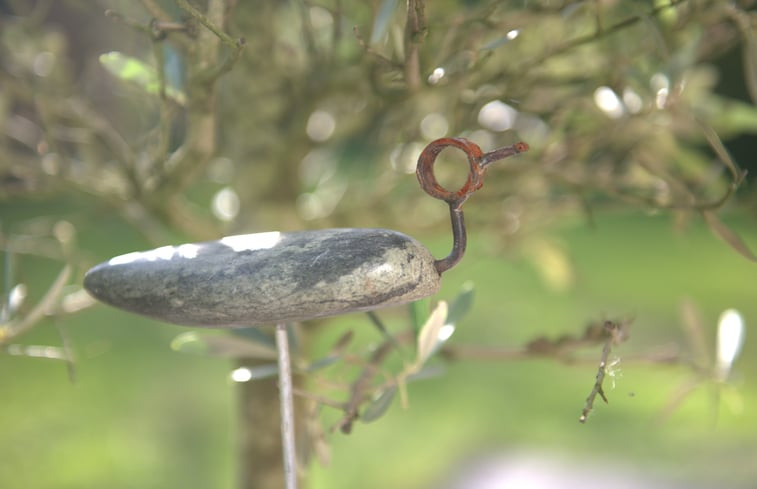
[3, 343, 72, 362]
[152, 0, 243, 203]
[291, 387, 345, 410]
[490, 0, 691, 81]
[275, 323, 298, 489]
[139, 0, 173, 23]
[440, 320, 622, 363]
[338, 338, 396, 434]
[60, 330, 77, 382]
[532, 0, 689, 65]
[175, 0, 242, 50]
[295, 0, 318, 57]
[0, 265, 71, 346]
[353, 26, 403, 68]
[579, 320, 628, 423]
[104, 9, 153, 35]
[366, 310, 405, 357]
[404, 0, 427, 90]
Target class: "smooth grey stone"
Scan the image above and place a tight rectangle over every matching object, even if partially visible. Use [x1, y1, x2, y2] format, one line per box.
[84, 228, 441, 327]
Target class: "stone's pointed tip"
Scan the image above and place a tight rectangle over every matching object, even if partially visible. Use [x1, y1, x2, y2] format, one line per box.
[82, 263, 105, 300]
[82, 228, 441, 328]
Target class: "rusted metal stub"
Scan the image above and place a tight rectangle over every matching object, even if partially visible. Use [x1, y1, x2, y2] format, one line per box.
[416, 138, 529, 274]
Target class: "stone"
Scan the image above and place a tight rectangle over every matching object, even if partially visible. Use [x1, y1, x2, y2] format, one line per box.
[83, 228, 441, 327]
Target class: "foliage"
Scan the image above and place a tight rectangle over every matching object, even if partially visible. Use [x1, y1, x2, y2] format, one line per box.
[1, 1, 756, 488]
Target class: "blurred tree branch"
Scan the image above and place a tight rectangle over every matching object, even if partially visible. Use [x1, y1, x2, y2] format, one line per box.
[2, 1, 756, 487]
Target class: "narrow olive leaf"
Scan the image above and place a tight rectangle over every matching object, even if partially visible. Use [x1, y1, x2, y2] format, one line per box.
[170, 331, 208, 355]
[370, 0, 398, 45]
[416, 300, 448, 367]
[243, 363, 280, 381]
[305, 354, 341, 372]
[330, 330, 354, 355]
[366, 311, 396, 346]
[561, 2, 587, 19]
[231, 326, 276, 349]
[61, 287, 97, 314]
[4, 343, 69, 361]
[4, 283, 27, 318]
[303, 330, 353, 371]
[716, 309, 746, 381]
[9, 264, 71, 335]
[696, 119, 743, 182]
[405, 365, 445, 382]
[710, 97, 757, 137]
[678, 298, 711, 366]
[409, 297, 430, 333]
[480, 35, 514, 51]
[702, 211, 757, 262]
[424, 284, 473, 358]
[446, 281, 474, 326]
[171, 331, 278, 359]
[743, 28, 757, 105]
[204, 334, 278, 359]
[99, 51, 186, 104]
[99, 52, 153, 85]
[731, 7, 757, 104]
[361, 386, 397, 423]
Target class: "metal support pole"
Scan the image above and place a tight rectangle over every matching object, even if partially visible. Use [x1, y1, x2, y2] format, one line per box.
[275, 323, 297, 489]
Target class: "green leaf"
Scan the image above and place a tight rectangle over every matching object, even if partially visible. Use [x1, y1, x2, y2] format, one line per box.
[731, 7, 757, 105]
[743, 26, 757, 105]
[305, 354, 341, 372]
[171, 331, 278, 359]
[480, 35, 515, 52]
[409, 297, 430, 333]
[702, 211, 757, 262]
[304, 329, 354, 372]
[415, 300, 448, 368]
[100, 52, 154, 85]
[244, 363, 279, 380]
[170, 332, 208, 355]
[709, 97, 757, 138]
[330, 330, 354, 354]
[361, 386, 397, 423]
[370, 0, 398, 45]
[99, 51, 186, 104]
[405, 365, 445, 382]
[231, 326, 276, 349]
[9, 265, 71, 333]
[446, 281, 474, 326]
[696, 118, 743, 183]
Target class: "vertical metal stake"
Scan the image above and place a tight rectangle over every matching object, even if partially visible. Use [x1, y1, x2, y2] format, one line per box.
[275, 323, 297, 489]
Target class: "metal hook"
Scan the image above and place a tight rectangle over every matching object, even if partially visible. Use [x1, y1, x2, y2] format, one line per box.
[416, 137, 529, 274]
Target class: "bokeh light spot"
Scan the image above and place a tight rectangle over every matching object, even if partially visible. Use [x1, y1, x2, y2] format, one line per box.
[428, 67, 445, 85]
[420, 113, 449, 140]
[306, 110, 336, 142]
[478, 100, 518, 132]
[593, 86, 624, 119]
[211, 187, 240, 222]
[33, 51, 55, 77]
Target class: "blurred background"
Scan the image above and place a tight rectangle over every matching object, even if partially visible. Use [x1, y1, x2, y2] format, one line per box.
[1, 0, 756, 488]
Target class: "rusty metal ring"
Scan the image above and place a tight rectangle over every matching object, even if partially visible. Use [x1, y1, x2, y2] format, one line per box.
[416, 137, 529, 275]
[416, 137, 485, 206]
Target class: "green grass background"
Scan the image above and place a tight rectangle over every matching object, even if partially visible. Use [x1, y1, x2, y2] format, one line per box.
[1, 204, 755, 488]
